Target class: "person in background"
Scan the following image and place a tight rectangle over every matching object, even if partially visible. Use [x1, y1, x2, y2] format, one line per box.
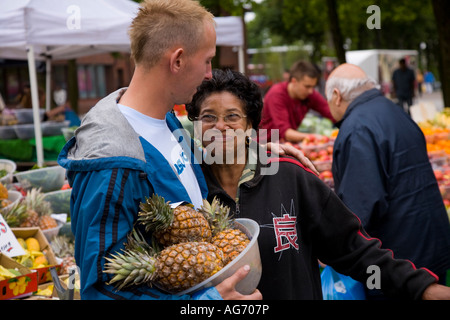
[259, 60, 335, 144]
[326, 63, 450, 300]
[392, 58, 415, 115]
[416, 69, 424, 97]
[44, 85, 81, 127]
[14, 84, 32, 109]
[424, 70, 435, 93]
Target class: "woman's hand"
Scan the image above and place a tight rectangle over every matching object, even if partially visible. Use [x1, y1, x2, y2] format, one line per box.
[266, 142, 319, 176]
[215, 265, 263, 300]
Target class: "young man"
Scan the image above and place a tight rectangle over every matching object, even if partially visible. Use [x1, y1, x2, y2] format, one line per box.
[58, 0, 261, 300]
[260, 60, 335, 143]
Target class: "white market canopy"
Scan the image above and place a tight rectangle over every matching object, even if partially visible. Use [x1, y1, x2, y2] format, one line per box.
[0, 0, 244, 60]
[0, 0, 245, 166]
[345, 49, 418, 84]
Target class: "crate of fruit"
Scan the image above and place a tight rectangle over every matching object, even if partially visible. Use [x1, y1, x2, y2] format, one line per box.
[11, 227, 62, 284]
[0, 253, 38, 300]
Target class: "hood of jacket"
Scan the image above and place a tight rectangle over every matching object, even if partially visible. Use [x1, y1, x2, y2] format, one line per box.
[66, 88, 145, 161]
[58, 88, 185, 173]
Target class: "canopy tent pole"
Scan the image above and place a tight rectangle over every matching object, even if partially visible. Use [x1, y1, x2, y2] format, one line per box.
[238, 46, 245, 74]
[45, 55, 52, 112]
[27, 45, 44, 167]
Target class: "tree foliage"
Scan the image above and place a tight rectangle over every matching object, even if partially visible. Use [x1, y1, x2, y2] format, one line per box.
[248, 0, 438, 64]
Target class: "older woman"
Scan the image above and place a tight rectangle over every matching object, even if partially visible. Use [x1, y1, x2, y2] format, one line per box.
[185, 69, 446, 300]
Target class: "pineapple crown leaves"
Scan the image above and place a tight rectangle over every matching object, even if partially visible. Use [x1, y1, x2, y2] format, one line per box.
[104, 248, 157, 291]
[125, 227, 160, 256]
[137, 194, 174, 233]
[24, 187, 53, 216]
[50, 235, 75, 257]
[199, 197, 233, 236]
[1, 201, 28, 227]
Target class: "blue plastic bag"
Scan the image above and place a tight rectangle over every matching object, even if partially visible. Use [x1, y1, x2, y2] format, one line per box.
[320, 266, 366, 300]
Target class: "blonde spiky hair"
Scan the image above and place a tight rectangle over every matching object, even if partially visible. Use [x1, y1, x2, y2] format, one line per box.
[128, 0, 215, 69]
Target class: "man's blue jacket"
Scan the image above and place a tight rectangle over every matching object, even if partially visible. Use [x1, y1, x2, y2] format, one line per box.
[58, 89, 220, 300]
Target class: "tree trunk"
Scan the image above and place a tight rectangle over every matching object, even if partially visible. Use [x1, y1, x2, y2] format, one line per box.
[431, 0, 450, 108]
[326, 0, 346, 64]
[67, 59, 79, 114]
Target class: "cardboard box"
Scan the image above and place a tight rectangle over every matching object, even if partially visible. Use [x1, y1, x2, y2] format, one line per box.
[0, 253, 38, 300]
[11, 227, 62, 284]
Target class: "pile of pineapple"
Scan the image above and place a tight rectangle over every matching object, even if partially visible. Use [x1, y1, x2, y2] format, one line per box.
[104, 195, 251, 293]
[1, 187, 58, 230]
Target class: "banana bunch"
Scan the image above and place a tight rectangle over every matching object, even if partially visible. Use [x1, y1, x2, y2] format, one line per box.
[15, 249, 48, 268]
[15, 237, 49, 269]
[35, 284, 54, 297]
[0, 265, 21, 281]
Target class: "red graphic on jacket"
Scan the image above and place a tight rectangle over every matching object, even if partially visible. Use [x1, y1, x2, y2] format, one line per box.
[272, 200, 299, 253]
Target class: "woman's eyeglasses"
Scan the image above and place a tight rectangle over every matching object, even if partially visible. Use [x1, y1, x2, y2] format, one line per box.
[195, 113, 247, 125]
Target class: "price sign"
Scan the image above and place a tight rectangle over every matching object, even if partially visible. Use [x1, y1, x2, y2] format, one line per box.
[0, 214, 26, 257]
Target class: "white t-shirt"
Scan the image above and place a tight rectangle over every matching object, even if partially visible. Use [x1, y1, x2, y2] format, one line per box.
[118, 104, 203, 209]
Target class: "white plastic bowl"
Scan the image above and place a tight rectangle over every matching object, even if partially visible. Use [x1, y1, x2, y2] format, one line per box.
[42, 120, 70, 137]
[13, 108, 45, 124]
[15, 165, 66, 192]
[0, 159, 17, 187]
[0, 190, 23, 213]
[0, 125, 17, 140]
[175, 218, 262, 296]
[13, 123, 36, 140]
[43, 188, 71, 214]
[42, 220, 64, 241]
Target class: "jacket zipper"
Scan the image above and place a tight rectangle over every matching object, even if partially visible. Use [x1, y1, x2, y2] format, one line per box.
[235, 187, 241, 216]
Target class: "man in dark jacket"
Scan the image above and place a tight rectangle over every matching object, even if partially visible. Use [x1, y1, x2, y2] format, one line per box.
[392, 58, 416, 115]
[326, 63, 450, 299]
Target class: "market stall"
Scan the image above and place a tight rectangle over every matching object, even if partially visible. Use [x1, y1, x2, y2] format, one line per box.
[418, 108, 450, 218]
[0, 0, 245, 167]
[0, 158, 74, 300]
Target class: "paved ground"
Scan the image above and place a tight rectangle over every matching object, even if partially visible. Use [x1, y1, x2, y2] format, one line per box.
[415, 90, 446, 111]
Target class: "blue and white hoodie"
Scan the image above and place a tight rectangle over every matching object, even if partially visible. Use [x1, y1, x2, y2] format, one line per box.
[58, 89, 218, 300]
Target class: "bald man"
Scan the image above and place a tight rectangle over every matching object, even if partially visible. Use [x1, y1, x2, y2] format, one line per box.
[325, 64, 450, 299]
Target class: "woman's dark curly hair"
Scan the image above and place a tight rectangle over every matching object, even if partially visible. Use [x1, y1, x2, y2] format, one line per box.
[186, 69, 263, 130]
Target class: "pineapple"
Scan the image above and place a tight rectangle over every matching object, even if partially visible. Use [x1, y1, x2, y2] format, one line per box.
[23, 188, 57, 230]
[51, 235, 76, 274]
[138, 194, 212, 246]
[2, 201, 29, 227]
[212, 229, 250, 264]
[23, 188, 53, 216]
[156, 241, 224, 292]
[104, 229, 224, 292]
[19, 209, 39, 227]
[200, 197, 250, 264]
[38, 215, 58, 230]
